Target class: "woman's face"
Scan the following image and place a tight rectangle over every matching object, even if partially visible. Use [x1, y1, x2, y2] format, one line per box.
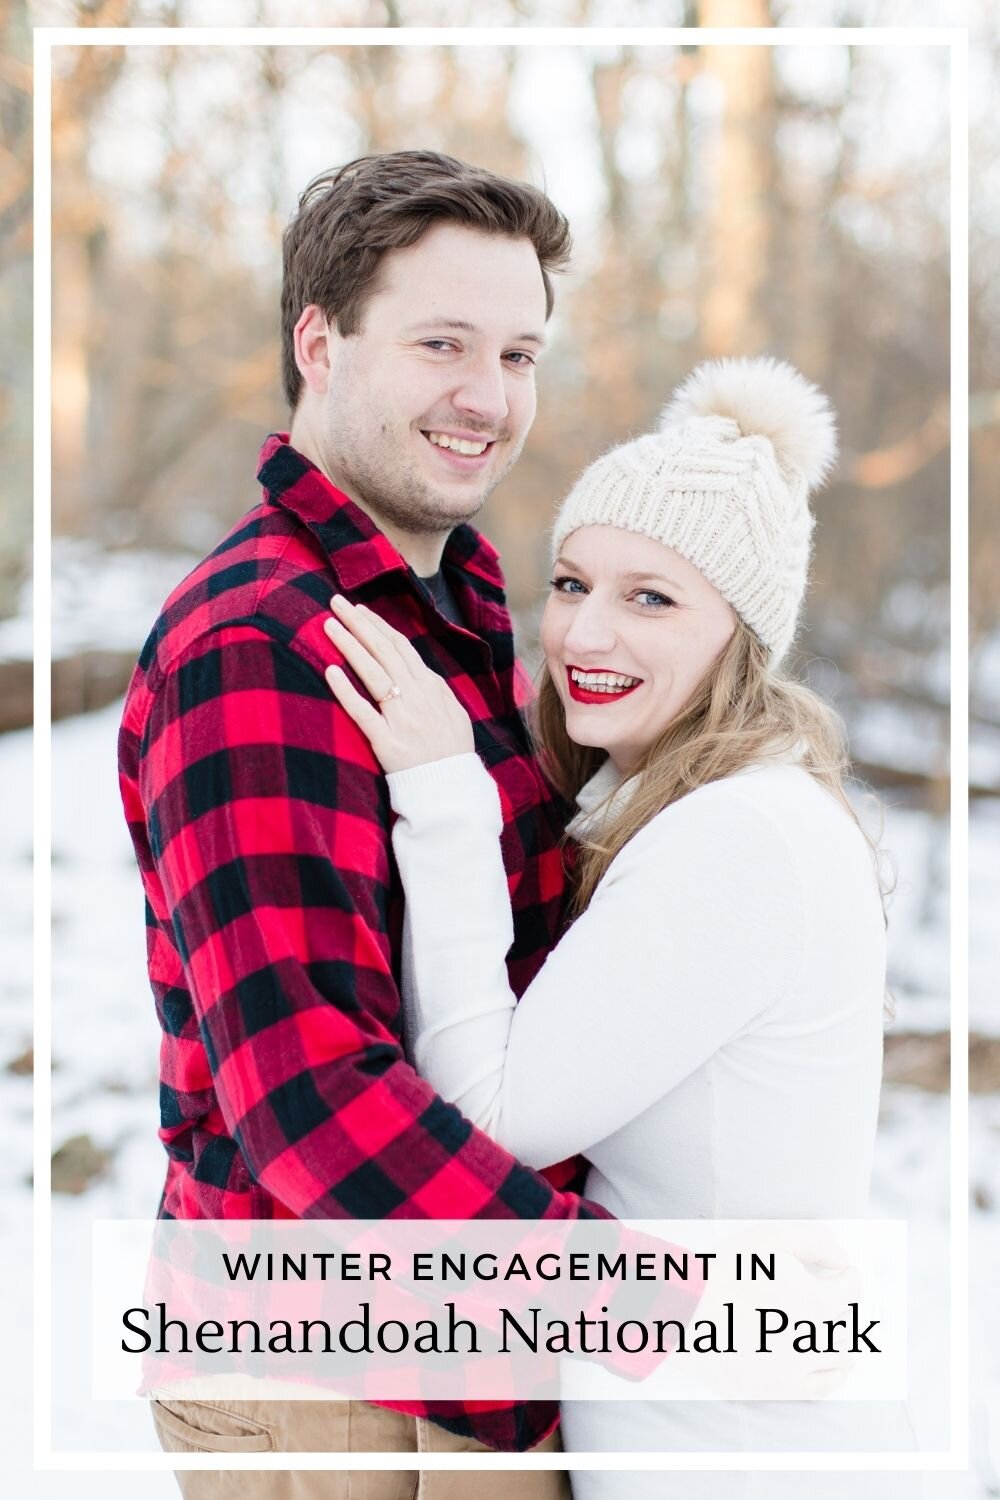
[540, 525, 737, 773]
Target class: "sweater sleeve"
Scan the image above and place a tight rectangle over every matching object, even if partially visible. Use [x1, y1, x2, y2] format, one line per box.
[388, 755, 806, 1170]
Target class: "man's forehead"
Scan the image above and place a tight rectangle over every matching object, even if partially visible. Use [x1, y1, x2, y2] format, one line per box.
[371, 227, 549, 321]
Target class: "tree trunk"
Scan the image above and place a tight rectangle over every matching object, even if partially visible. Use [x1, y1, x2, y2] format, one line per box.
[696, 0, 774, 356]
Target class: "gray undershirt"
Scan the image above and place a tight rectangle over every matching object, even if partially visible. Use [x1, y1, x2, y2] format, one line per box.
[419, 567, 464, 628]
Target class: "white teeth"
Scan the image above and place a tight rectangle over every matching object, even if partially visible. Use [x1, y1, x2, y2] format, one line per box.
[427, 432, 489, 456]
[571, 669, 640, 692]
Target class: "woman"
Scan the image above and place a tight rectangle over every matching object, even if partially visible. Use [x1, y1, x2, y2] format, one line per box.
[322, 358, 917, 1494]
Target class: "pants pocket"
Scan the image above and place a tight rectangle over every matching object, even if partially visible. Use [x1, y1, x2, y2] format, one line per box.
[152, 1399, 274, 1452]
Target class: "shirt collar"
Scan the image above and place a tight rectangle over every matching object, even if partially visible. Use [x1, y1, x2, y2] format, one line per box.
[566, 742, 810, 840]
[565, 757, 638, 840]
[256, 434, 505, 593]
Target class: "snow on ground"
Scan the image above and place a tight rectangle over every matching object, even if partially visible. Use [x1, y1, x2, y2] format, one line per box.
[1, 692, 997, 1493]
[849, 697, 948, 781]
[0, 539, 201, 662]
[971, 797, 1000, 1041]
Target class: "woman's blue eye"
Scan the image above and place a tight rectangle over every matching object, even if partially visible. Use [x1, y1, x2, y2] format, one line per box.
[549, 578, 675, 607]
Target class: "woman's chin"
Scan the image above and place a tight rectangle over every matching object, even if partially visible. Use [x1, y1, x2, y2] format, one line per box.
[563, 714, 643, 771]
[562, 713, 612, 755]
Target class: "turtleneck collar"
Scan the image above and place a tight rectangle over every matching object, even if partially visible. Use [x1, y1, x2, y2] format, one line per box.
[565, 757, 639, 840]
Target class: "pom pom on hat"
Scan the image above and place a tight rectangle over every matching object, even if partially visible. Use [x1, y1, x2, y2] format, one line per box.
[659, 356, 838, 492]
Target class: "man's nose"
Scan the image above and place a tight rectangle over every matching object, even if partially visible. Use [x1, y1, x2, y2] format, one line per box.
[451, 354, 509, 427]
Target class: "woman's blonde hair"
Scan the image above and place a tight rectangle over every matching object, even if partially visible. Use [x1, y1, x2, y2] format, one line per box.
[532, 618, 888, 919]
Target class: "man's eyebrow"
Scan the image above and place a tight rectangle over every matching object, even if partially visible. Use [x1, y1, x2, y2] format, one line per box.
[403, 318, 547, 346]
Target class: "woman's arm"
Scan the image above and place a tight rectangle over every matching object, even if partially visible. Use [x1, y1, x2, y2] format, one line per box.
[387, 753, 521, 1116]
[322, 594, 805, 1170]
[388, 757, 806, 1168]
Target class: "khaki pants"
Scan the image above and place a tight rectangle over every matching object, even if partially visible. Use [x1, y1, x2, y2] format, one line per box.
[152, 1397, 570, 1500]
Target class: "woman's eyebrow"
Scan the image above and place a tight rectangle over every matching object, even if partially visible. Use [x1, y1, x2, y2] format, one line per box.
[620, 571, 685, 591]
[553, 559, 685, 593]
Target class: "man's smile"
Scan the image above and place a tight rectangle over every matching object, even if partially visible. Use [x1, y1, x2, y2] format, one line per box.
[421, 428, 497, 470]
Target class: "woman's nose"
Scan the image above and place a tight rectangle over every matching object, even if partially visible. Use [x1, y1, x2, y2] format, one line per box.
[561, 596, 618, 657]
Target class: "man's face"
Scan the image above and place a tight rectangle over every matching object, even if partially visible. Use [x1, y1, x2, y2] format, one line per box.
[311, 223, 549, 541]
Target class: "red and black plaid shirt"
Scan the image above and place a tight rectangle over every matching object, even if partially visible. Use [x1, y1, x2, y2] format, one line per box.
[118, 435, 611, 1451]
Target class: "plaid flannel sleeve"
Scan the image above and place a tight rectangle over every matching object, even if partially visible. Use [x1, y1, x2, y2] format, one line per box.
[141, 623, 607, 1222]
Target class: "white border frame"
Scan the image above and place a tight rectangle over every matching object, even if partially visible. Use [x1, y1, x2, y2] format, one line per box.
[33, 22, 969, 1477]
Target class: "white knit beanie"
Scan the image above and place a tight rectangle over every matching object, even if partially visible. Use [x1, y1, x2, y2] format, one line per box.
[550, 357, 838, 664]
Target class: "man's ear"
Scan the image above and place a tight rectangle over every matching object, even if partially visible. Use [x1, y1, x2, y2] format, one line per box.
[294, 304, 332, 396]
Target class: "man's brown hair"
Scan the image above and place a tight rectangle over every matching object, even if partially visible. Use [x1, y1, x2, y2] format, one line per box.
[280, 150, 572, 409]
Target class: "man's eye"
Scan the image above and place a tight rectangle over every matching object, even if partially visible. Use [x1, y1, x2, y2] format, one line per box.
[422, 339, 456, 352]
[505, 351, 536, 366]
[549, 575, 586, 595]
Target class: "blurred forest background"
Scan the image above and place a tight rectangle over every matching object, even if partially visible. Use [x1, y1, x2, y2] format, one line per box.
[3, 0, 997, 1156]
[2, 2, 1000, 1488]
[1, 9, 994, 1178]
[2, 0, 991, 795]
[0, 4, 988, 772]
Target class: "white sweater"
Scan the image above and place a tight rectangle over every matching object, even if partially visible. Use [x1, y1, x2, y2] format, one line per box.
[389, 752, 886, 1219]
[387, 753, 916, 1494]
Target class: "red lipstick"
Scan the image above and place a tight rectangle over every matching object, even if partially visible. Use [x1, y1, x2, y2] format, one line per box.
[565, 667, 642, 705]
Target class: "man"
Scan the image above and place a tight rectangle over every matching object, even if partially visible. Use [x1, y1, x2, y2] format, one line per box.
[119, 151, 635, 1497]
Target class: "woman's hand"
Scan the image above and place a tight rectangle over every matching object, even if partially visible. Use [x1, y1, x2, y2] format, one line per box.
[323, 594, 475, 773]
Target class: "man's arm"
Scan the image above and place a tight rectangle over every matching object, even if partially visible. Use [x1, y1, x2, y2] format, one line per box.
[142, 622, 607, 1221]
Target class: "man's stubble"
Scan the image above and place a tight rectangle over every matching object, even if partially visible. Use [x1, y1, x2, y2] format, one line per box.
[326, 416, 527, 541]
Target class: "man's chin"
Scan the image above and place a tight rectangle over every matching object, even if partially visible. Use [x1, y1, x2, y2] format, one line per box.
[433, 486, 493, 522]
[414, 477, 501, 530]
